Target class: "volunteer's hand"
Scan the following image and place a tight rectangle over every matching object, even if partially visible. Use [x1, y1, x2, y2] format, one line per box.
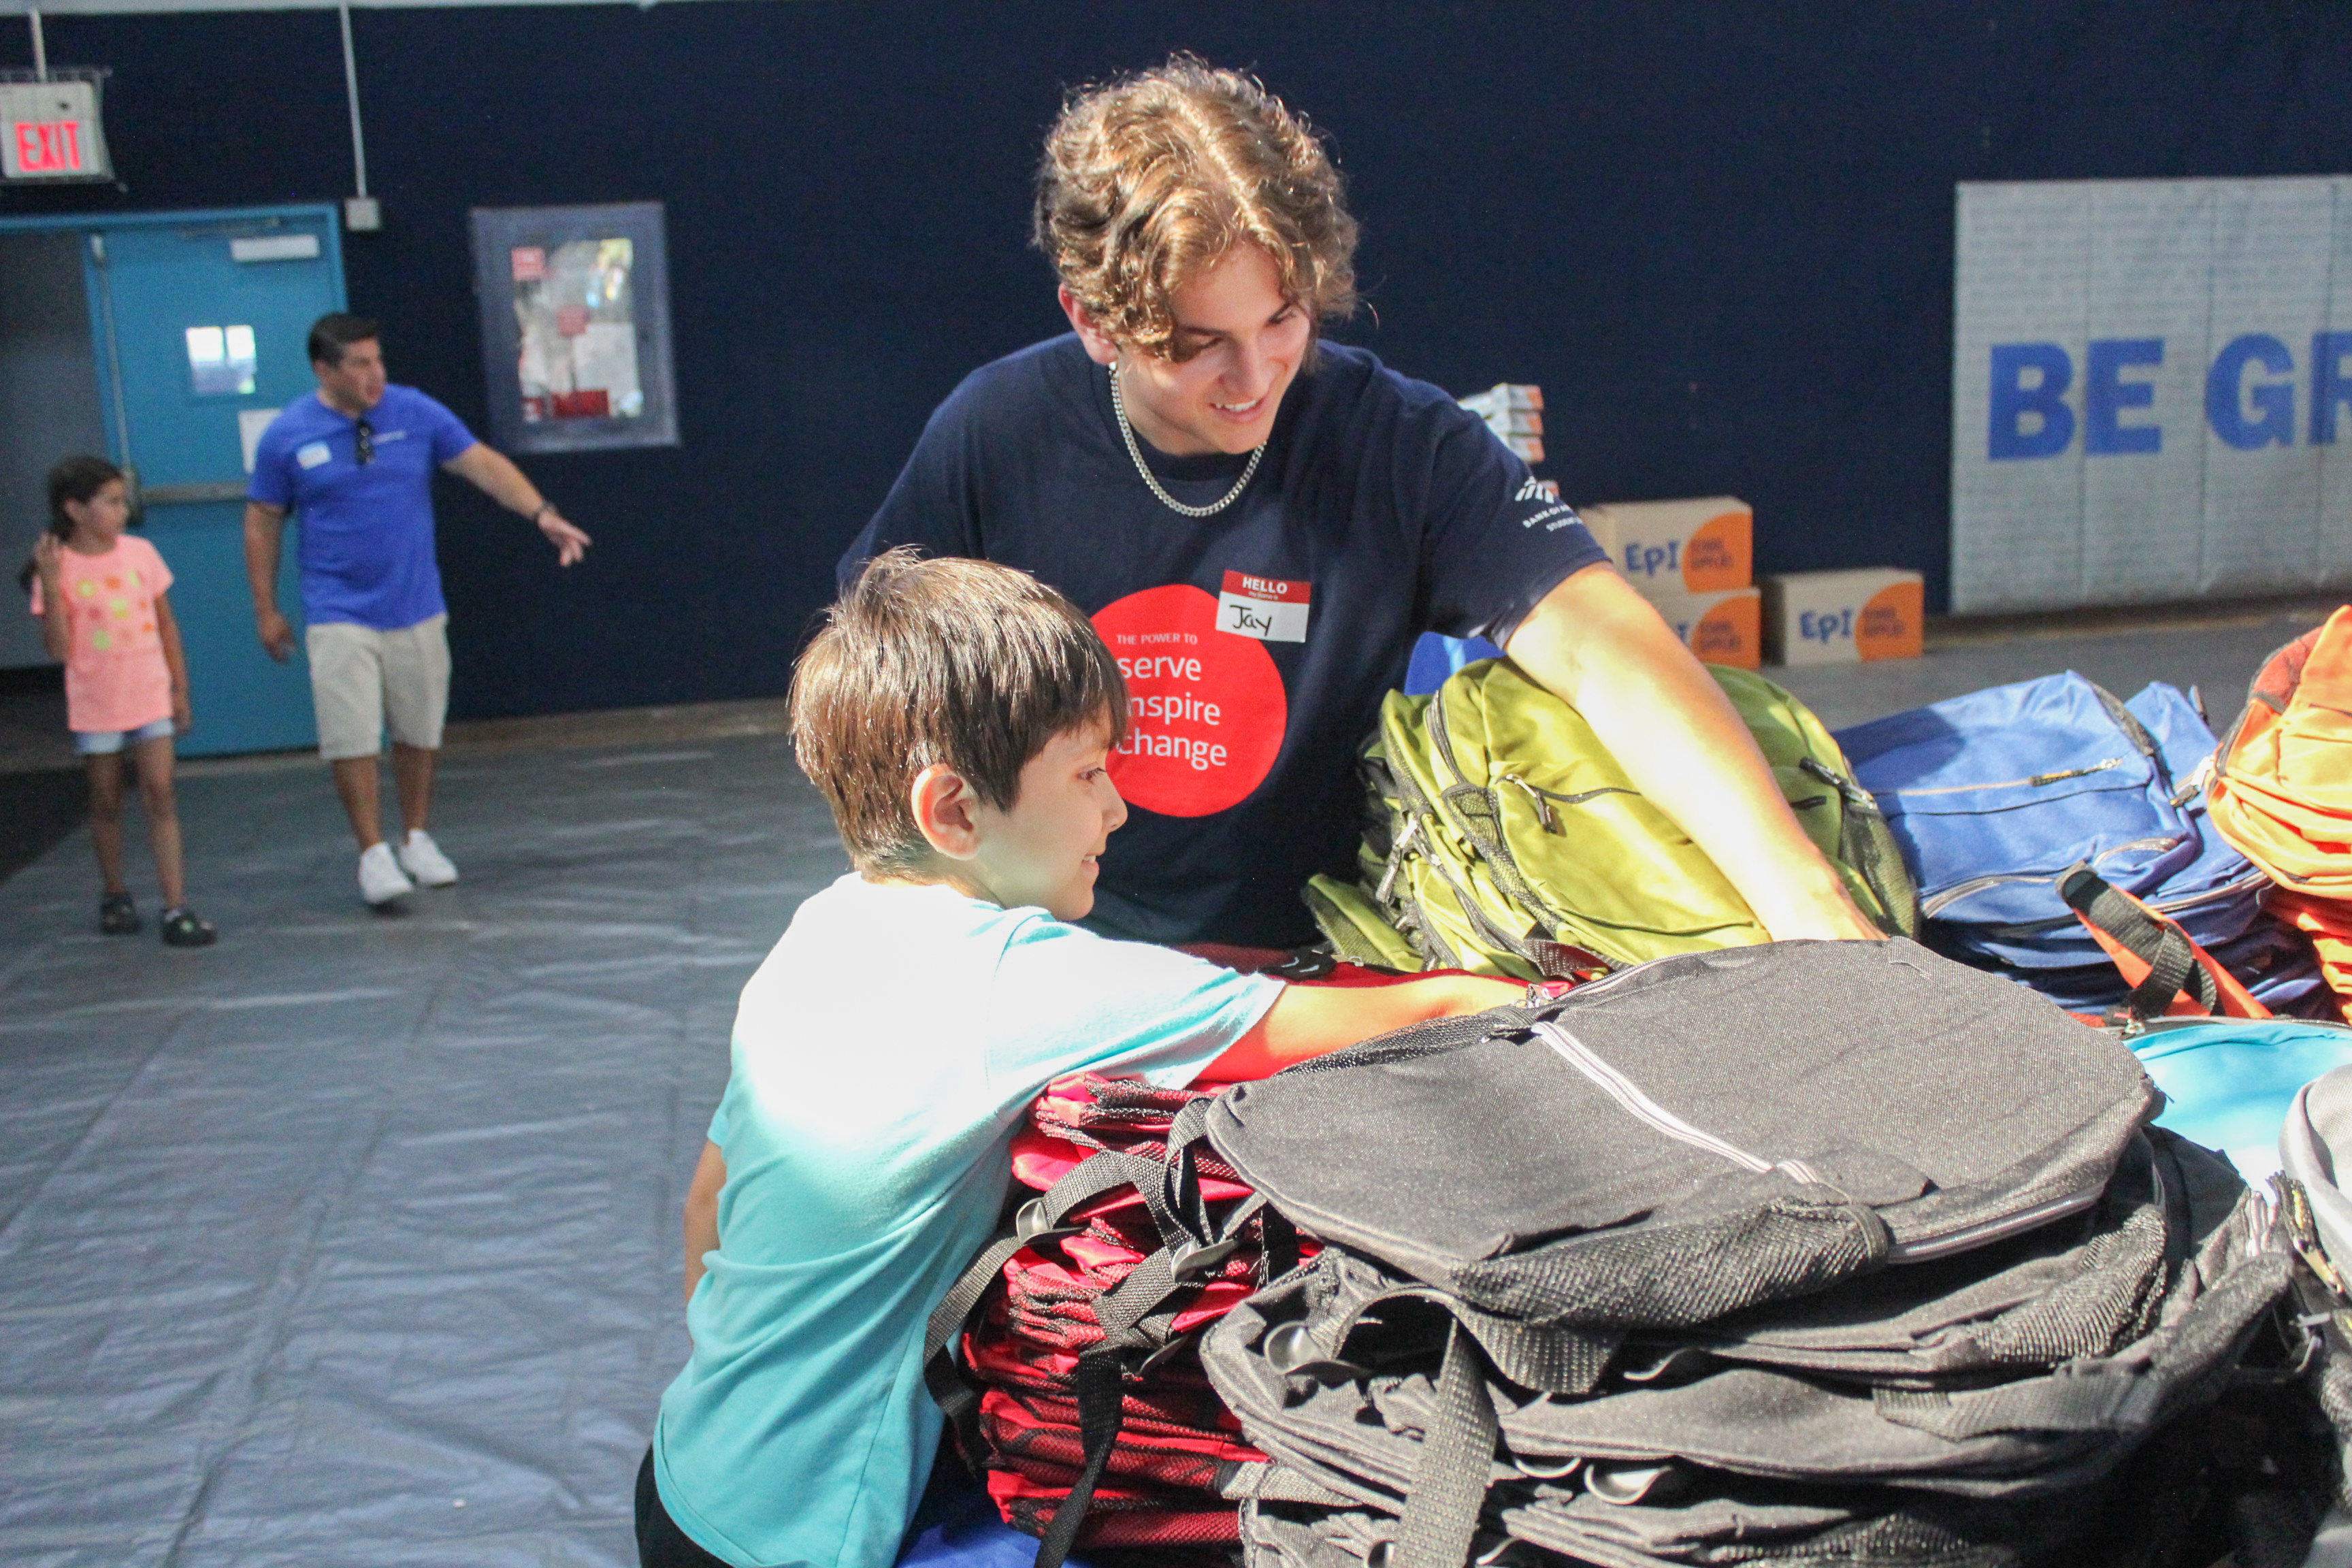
[1758, 888, 1885, 943]
[257, 607, 296, 662]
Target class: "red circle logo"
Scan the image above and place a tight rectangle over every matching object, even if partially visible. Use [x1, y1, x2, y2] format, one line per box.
[1092, 585, 1287, 817]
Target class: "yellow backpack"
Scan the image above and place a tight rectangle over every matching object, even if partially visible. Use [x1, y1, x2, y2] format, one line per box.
[1305, 658, 1918, 978]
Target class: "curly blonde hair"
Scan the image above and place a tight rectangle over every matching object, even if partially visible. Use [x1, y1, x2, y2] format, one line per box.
[1034, 56, 1359, 362]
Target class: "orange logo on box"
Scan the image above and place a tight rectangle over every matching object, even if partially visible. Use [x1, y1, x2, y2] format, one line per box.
[1857, 583, 1924, 662]
[1688, 595, 1761, 670]
[1681, 510, 1752, 592]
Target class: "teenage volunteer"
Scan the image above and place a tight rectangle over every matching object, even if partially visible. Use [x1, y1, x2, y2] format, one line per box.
[843, 57, 1878, 949]
[245, 313, 592, 906]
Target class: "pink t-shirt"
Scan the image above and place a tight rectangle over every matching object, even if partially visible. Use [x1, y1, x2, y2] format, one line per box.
[28, 534, 176, 734]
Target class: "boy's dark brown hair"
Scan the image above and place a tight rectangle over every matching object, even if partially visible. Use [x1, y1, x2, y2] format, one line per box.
[792, 549, 1130, 874]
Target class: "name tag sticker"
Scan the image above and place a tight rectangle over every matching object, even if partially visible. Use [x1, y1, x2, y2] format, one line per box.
[1217, 571, 1311, 642]
[297, 442, 331, 469]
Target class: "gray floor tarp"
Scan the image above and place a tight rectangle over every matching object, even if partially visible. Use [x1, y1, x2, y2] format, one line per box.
[0, 737, 847, 1567]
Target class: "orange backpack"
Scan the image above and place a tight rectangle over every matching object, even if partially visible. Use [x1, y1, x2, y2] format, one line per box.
[2209, 608, 2352, 1024]
[2210, 608, 2352, 894]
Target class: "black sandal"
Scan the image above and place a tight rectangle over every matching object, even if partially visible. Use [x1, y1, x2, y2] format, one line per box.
[99, 891, 141, 936]
[160, 906, 217, 948]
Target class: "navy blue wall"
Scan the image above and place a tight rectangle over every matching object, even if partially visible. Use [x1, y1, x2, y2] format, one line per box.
[5, 1, 2349, 718]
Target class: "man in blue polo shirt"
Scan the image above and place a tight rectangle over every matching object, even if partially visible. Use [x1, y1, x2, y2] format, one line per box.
[245, 312, 592, 906]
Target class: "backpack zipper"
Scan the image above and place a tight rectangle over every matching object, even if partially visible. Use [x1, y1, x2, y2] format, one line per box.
[1882, 757, 2129, 800]
[1881, 1189, 2104, 1263]
[1534, 1021, 2109, 1262]
[1919, 832, 2191, 921]
[1918, 834, 2189, 918]
[1531, 1022, 1825, 1186]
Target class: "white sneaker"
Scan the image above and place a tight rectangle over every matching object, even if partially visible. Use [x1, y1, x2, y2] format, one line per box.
[397, 829, 459, 887]
[359, 841, 416, 905]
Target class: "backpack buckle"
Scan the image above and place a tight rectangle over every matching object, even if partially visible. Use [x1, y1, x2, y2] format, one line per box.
[1168, 1235, 1243, 1279]
[1013, 1198, 1081, 1246]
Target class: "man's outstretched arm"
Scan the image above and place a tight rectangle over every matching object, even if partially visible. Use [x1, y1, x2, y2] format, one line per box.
[1505, 561, 1879, 943]
[441, 443, 593, 566]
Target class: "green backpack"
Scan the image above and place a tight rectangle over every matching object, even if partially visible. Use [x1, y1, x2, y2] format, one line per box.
[1305, 657, 1919, 979]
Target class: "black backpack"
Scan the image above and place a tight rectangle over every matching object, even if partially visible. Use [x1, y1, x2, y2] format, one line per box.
[1192, 940, 2299, 1568]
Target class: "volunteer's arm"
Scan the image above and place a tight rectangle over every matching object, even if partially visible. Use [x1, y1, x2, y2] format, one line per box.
[155, 592, 193, 732]
[242, 502, 298, 662]
[441, 443, 592, 566]
[1206, 973, 1523, 1081]
[1505, 561, 1878, 942]
[683, 1139, 725, 1307]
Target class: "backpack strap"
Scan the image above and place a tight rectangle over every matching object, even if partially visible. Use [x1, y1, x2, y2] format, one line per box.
[921, 1149, 1167, 1466]
[932, 1097, 1273, 1568]
[1030, 1106, 1271, 1568]
[2057, 863, 2270, 1026]
[1393, 1321, 1500, 1568]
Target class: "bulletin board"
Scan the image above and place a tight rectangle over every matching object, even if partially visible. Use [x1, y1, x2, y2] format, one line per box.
[468, 201, 679, 454]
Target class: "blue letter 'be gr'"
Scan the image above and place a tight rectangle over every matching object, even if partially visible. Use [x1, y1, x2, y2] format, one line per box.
[2207, 335, 2295, 451]
[1989, 344, 2074, 460]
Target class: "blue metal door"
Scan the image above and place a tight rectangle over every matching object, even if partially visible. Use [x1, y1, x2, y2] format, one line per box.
[78, 208, 346, 756]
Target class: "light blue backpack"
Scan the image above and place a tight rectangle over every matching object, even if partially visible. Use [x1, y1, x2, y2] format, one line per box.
[2132, 1017, 2352, 1183]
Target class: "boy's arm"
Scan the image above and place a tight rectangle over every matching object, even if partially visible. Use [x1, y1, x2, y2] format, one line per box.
[683, 1139, 725, 1307]
[1205, 973, 1523, 1081]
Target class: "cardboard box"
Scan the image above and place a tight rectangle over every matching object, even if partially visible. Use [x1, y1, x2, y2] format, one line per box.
[1761, 569, 1925, 666]
[1648, 587, 1761, 671]
[1460, 382, 1543, 417]
[1580, 497, 1752, 597]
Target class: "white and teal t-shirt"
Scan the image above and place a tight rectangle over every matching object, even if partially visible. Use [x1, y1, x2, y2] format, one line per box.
[653, 874, 1283, 1568]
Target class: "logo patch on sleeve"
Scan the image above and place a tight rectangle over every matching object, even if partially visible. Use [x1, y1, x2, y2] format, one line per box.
[1216, 571, 1311, 642]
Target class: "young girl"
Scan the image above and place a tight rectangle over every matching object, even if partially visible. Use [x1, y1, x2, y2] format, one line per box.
[23, 455, 217, 946]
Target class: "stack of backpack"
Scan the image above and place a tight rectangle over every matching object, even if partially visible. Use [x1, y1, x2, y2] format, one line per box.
[936, 941, 2323, 1567]
[2212, 609, 2352, 1024]
[925, 1068, 1291, 1566]
[1304, 657, 1918, 979]
[1835, 672, 2329, 1019]
[1187, 941, 2302, 1568]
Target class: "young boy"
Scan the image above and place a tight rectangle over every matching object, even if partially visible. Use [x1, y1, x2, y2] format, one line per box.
[639, 549, 1520, 1568]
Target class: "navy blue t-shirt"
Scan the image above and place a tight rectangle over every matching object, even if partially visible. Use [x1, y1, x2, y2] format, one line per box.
[248, 385, 478, 630]
[843, 335, 1604, 946]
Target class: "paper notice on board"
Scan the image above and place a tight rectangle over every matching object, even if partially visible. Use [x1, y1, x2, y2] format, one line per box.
[512, 236, 642, 422]
[238, 408, 280, 474]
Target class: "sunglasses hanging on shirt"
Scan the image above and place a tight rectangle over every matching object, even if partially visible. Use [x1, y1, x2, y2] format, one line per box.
[355, 416, 374, 467]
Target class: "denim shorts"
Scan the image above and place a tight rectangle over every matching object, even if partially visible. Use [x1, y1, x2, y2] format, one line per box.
[74, 716, 176, 756]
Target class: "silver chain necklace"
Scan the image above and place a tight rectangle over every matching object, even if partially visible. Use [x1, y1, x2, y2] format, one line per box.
[1109, 364, 1265, 519]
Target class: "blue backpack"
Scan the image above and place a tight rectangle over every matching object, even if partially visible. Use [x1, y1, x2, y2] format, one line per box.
[1833, 673, 2310, 1010]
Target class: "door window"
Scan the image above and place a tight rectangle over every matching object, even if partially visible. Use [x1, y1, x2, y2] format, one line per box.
[184, 324, 257, 396]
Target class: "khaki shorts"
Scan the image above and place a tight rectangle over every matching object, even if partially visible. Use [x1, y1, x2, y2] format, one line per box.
[306, 613, 451, 762]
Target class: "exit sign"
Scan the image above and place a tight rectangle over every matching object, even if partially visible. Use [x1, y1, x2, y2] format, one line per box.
[0, 80, 112, 182]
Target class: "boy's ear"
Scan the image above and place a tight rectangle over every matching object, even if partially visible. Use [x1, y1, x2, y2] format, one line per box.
[909, 763, 983, 861]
